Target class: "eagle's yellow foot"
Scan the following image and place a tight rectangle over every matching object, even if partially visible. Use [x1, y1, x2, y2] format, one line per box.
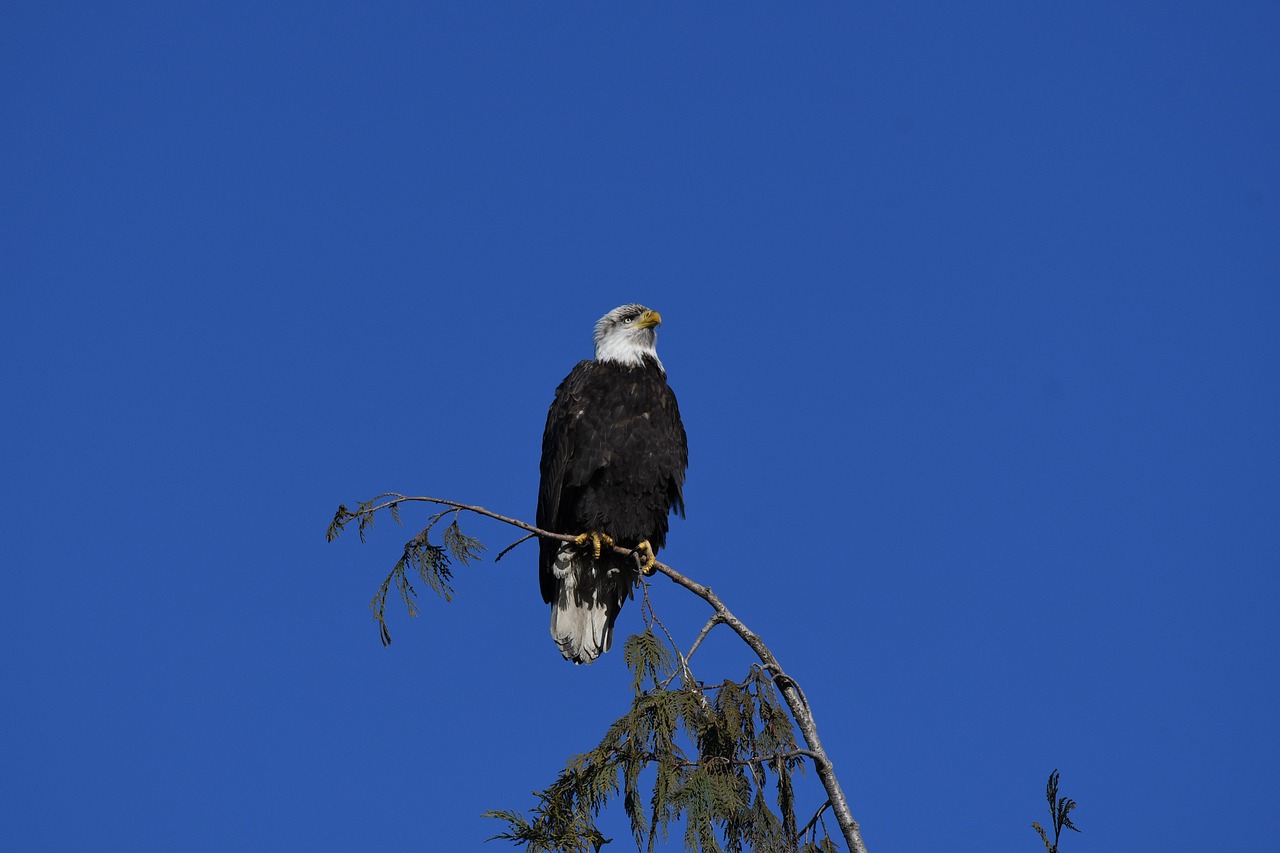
[634, 540, 657, 576]
[573, 531, 615, 560]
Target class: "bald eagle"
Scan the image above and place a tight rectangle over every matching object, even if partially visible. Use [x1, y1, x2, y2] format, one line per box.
[538, 304, 688, 664]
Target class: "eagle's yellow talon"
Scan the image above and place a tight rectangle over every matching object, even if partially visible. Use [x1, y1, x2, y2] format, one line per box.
[635, 540, 657, 575]
[573, 531, 614, 559]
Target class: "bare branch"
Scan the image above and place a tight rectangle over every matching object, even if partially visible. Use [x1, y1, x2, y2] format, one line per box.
[495, 532, 537, 562]
[797, 799, 833, 843]
[685, 614, 724, 663]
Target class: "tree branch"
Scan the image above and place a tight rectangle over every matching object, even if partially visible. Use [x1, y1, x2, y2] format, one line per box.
[797, 798, 833, 843]
[685, 614, 724, 663]
[332, 493, 868, 853]
[650, 559, 868, 853]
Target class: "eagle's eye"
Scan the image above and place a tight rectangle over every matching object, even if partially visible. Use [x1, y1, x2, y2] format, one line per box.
[622, 316, 635, 325]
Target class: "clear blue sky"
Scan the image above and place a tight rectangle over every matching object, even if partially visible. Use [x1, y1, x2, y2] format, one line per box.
[3, 3, 1277, 850]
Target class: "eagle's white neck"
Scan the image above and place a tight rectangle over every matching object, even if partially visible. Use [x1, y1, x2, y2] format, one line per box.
[595, 334, 663, 370]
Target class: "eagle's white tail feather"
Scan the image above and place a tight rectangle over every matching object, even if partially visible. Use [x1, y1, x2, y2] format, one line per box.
[549, 545, 617, 664]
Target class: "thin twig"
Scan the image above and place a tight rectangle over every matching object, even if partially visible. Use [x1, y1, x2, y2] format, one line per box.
[685, 614, 724, 663]
[797, 798, 833, 843]
[644, 582, 705, 695]
[659, 612, 722, 690]
[495, 532, 536, 561]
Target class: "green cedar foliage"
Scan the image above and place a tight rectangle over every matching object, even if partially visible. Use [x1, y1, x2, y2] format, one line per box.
[328, 500, 485, 646]
[484, 623, 824, 853]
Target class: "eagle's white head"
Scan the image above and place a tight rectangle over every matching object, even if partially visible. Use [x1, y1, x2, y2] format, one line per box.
[593, 304, 664, 370]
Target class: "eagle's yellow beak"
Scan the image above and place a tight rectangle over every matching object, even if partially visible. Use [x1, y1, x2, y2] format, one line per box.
[635, 310, 662, 330]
